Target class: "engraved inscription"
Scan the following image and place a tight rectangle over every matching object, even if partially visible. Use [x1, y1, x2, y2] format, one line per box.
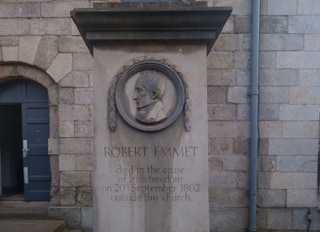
[102, 146, 200, 203]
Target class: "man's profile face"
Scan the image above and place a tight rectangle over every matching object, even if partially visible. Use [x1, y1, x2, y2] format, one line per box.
[133, 79, 154, 109]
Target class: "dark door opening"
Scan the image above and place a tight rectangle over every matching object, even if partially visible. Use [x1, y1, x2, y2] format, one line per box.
[0, 79, 50, 201]
[0, 104, 24, 197]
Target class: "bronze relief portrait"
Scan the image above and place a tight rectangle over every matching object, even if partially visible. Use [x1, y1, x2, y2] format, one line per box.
[109, 59, 190, 132]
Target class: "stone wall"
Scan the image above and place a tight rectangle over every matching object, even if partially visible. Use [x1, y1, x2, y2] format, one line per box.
[208, 0, 320, 231]
[0, 0, 319, 231]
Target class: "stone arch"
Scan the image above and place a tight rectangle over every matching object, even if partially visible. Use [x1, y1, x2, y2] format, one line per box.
[0, 62, 59, 202]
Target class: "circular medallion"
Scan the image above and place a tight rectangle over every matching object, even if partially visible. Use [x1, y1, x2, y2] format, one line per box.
[115, 61, 185, 132]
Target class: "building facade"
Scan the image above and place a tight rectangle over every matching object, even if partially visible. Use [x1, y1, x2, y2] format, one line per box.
[0, 0, 319, 231]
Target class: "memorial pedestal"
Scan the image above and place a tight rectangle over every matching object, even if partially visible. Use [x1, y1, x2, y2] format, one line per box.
[71, 3, 231, 232]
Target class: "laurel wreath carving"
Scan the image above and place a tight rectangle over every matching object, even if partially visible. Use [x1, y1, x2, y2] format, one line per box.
[108, 56, 191, 132]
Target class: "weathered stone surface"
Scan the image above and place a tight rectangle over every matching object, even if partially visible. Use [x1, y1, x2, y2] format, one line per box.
[270, 172, 317, 189]
[260, 52, 276, 68]
[259, 87, 289, 104]
[77, 187, 93, 206]
[233, 138, 249, 155]
[259, 155, 276, 172]
[48, 138, 59, 155]
[234, 16, 251, 33]
[209, 121, 249, 138]
[267, 0, 297, 15]
[293, 208, 320, 230]
[209, 138, 233, 155]
[31, 18, 70, 35]
[73, 53, 93, 71]
[48, 206, 81, 229]
[236, 103, 249, 120]
[279, 104, 320, 121]
[299, 69, 320, 86]
[259, 104, 279, 121]
[76, 155, 93, 171]
[41, 1, 89, 18]
[277, 155, 317, 172]
[74, 88, 93, 104]
[209, 171, 238, 188]
[261, 34, 303, 51]
[2, 46, 18, 62]
[207, 69, 236, 86]
[269, 139, 318, 155]
[209, 188, 248, 208]
[0, 2, 40, 17]
[0, 19, 30, 35]
[223, 155, 248, 171]
[208, 156, 223, 171]
[234, 51, 250, 68]
[290, 87, 320, 104]
[260, 69, 298, 86]
[59, 88, 74, 104]
[59, 71, 90, 87]
[33, 36, 59, 70]
[58, 105, 90, 121]
[207, 86, 227, 104]
[227, 86, 249, 103]
[261, 16, 288, 33]
[82, 207, 93, 229]
[267, 208, 293, 230]
[18, 36, 41, 64]
[0, 37, 19, 46]
[209, 208, 249, 230]
[287, 189, 318, 208]
[60, 171, 91, 187]
[208, 51, 233, 69]
[259, 121, 283, 138]
[59, 120, 75, 138]
[283, 121, 318, 138]
[208, 104, 236, 121]
[59, 155, 76, 171]
[60, 188, 76, 205]
[59, 138, 93, 154]
[214, 34, 237, 51]
[74, 121, 93, 138]
[289, 16, 320, 33]
[277, 51, 320, 68]
[47, 53, 72, 83]
[59, 36, 89, 53]
[209, 0, 250, 15]
[258, 189, 286, 207]
[305, 34, 320, 51]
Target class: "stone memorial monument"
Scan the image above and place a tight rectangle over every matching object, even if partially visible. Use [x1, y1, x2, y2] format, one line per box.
[71, 2, 231, 232]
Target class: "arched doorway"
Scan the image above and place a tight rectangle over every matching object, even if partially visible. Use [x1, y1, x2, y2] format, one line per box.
[0, 79, 51, 201]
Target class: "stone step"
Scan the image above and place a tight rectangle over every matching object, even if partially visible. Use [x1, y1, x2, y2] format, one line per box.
[0, 219, 67, 232]
[0, 207, 47, 219]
